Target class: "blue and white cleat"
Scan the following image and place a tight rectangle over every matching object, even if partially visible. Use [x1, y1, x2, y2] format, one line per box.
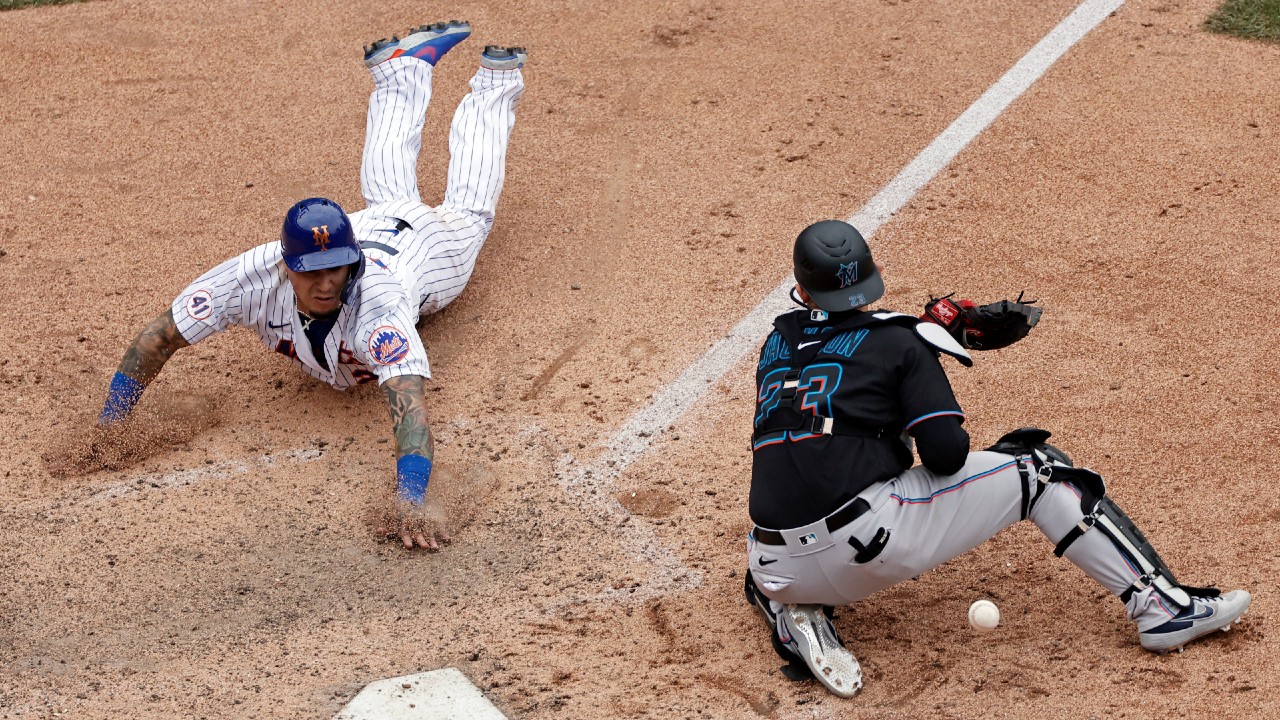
[399, 20, 472, 65]
[777, 604, 863, 698]
[364, 20, 472, 68]
[363, 36, 401, 68]
[1139, 589, 1252, 654]
[480, 45, 528, 71]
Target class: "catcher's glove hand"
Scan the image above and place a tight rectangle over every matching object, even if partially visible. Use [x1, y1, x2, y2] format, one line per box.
[922, 292, 1043, 350]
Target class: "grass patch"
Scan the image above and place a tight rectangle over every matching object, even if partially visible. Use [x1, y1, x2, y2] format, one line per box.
[1, 0, 87, 9]
[1205, 0, 1280, 42]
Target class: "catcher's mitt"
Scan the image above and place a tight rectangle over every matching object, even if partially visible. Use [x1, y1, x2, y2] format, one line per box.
[922, 292, 1042, 350]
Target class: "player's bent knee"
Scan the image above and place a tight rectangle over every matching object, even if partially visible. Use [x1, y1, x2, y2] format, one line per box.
[982, 427, 1084, 521]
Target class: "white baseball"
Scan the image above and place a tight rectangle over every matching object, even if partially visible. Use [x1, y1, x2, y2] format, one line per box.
[968, 599, 1000, 631]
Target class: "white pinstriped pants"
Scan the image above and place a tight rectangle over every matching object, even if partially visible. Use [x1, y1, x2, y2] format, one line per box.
[352, 55, 524, 315]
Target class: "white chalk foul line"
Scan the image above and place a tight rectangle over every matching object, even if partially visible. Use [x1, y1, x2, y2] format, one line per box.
[91, 448, 325, 501]
[854, 0, 1127, 234]
[616, 0, 1125, 465]
[560, 0, 1125, 601]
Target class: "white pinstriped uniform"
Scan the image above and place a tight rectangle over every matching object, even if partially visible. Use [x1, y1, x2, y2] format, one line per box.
[171, 56, 524, 389]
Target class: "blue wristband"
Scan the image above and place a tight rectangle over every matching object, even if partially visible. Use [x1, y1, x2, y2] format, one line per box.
[99, 372, 144, 425]
[396, 454, 433, 504]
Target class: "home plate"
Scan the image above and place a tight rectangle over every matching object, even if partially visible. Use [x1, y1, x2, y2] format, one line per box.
[334, 668, 508, 720]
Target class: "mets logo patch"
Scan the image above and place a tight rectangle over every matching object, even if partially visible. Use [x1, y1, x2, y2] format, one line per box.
[185, 290, 213, 320]
[369, 325, 411, 365]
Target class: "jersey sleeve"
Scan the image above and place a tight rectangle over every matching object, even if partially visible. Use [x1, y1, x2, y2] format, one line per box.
[357, 307, 431, 384]
[898, 339, 965, 434]
[170, 255, 247, 344]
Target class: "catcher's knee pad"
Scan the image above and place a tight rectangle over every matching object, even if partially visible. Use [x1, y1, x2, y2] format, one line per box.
[985, 426, 1072, 466]
[1053, 495, 1218, 610]
[985, 427, 1077, 519]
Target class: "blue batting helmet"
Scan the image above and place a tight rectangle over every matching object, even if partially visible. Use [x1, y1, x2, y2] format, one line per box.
[280, 198, 366, 301]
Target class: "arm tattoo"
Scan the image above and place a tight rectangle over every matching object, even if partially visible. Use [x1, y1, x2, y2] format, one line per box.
[116, 309, 190, 384]
[382, 375, 435, 460]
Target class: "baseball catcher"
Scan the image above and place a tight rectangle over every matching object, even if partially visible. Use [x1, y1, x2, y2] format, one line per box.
[72, 21, 528, 551]
[744, 219, 1251, 698]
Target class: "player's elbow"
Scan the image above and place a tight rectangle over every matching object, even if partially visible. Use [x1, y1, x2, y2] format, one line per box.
[914, 416, 969, 476]
[921, 444, 968, 476]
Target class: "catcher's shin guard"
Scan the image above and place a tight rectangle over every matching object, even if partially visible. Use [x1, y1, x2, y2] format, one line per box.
[1053, 495, 1219, 611]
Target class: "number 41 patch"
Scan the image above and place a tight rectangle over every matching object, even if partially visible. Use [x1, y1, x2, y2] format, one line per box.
[186, 290, 212, 320]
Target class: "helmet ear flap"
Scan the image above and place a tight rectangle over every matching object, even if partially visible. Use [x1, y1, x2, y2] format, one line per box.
[340, 255, 366, 304]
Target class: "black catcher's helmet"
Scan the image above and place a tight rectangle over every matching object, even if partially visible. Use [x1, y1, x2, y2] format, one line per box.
[793, 219, 883, 312]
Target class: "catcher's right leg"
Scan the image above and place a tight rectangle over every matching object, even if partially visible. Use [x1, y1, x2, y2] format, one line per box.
[1027, 468, 1251, 653]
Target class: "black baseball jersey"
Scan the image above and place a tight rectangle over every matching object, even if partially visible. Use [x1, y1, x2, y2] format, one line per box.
[750, 309, 965, 529]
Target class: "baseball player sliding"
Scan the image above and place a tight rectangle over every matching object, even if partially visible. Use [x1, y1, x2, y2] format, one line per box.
[745, 220, 1252, 697]
[80, 20, 526, 550]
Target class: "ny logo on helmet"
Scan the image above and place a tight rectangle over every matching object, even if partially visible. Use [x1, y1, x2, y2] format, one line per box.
[836, 261, 859, 288]
[312, 225, 331, 251]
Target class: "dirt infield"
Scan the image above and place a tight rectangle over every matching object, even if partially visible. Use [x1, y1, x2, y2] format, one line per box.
[1, 0, 1277, 718]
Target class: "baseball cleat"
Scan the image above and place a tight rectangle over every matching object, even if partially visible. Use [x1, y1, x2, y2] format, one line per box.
[777, 604, 863, 698]
[1139, 589, 1252, 654]
[365, 20, 472, 68]
[480, 45, 528, 71]
[363, 36, 401, 68]
[400, 21, 472, 65]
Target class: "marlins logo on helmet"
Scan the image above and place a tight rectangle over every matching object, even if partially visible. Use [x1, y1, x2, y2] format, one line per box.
[836, 262, 859, 288]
